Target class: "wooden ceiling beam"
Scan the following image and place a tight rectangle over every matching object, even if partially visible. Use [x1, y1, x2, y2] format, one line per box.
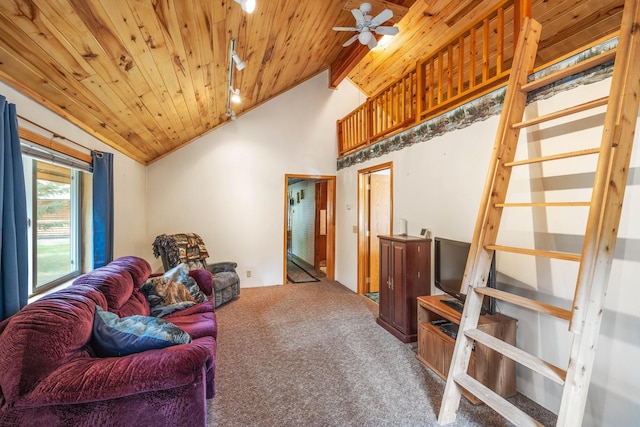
[329, 42, 371, 89]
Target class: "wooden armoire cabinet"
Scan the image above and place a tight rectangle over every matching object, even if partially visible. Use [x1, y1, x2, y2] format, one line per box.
[376, 235, 430, 343]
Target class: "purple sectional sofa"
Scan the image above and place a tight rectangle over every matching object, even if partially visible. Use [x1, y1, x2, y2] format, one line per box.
[0, 256, 217, 426]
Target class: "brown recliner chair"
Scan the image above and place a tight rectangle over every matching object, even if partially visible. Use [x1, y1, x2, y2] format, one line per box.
[152, 233, 240, 307]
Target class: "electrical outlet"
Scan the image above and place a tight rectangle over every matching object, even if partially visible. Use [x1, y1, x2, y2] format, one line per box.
[246, 270, 252, 278]
[353, 225, 357, 233]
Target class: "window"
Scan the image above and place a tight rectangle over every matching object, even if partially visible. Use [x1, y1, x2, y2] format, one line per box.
[22, 150, 91, 296]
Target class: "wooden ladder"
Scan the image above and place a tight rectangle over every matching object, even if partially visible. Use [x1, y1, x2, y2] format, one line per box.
[437, 1, 640, 426]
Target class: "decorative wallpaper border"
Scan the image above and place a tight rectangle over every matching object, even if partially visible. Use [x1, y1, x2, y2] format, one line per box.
[337, 37, 618, 171]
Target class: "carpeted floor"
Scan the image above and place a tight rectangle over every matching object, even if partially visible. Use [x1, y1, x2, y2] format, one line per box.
[207, 279, 557, 426]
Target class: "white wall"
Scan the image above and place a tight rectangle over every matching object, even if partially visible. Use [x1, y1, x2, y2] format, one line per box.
[146, 72, 362, 282]
[0, 81, 149, 260]
[288, 180, 316, 264]
[336, 77, 640, 426]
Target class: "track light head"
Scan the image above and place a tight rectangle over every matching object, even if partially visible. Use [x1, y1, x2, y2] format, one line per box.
[226, 109, 237, 120]
[232, 52, 246, 70]
[230, 87, 241, 104]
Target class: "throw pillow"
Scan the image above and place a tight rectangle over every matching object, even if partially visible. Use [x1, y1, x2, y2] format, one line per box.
[92, 306, 191, 357]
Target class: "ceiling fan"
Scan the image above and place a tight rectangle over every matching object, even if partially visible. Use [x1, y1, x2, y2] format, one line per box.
[332, 2, 399, 50]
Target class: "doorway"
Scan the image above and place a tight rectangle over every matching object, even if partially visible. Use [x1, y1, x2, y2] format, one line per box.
[284, 174, 336, 284]
[357, 163, 393, 297]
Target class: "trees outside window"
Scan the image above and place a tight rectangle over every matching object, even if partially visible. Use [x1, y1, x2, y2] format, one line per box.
[24, 158, 83, 294]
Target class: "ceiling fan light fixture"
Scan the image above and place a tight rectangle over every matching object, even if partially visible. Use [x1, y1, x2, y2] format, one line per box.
[234, 0, 256, 13]
[358, 31, 373, 45]
[359, 2, 372, 15]
[334, 3, 397, 50]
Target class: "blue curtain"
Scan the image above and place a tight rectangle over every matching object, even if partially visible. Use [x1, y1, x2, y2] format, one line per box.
[92, 151, 114, 268]
[0, 95, 28, 321]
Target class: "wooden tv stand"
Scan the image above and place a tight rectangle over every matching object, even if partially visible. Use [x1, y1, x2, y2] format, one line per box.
[416, 295, 517, 404]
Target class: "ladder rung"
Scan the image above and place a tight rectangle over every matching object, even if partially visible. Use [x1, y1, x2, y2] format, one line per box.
[486, 244, 581, 262]
[454, 373, 544, 427]
[476, 287, 572, 320]
[505, 148, 601, 167]
[495, 201, 590, 208]
[464, 328, 567, 384]
[522, 48, 617, 93]
[512, 97, 608, 129]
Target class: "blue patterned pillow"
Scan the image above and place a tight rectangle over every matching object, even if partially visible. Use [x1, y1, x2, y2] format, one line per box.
[92, 306, 191, 357]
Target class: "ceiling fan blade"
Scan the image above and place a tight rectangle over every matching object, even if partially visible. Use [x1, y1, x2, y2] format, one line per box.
[343, 34, 360, 47]
[333, 26, 359, 31]
[351, 7, 365, 24]
[375, 26, 399, 36]
[371, 8, 393, 27]
[367, 37, 378, 50]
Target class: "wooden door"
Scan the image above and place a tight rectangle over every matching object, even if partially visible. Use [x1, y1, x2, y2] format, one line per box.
[357, 163, 392, 296]
[368, 171, 391, 293]
[314, 181, 327, 270]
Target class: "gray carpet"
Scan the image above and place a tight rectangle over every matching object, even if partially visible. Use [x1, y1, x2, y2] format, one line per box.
[207, 279, 557, 426]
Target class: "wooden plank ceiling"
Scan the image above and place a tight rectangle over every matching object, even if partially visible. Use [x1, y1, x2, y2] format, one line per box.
[0, 0, 624, 164]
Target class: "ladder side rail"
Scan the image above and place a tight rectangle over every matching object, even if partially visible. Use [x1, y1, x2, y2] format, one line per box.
[437, 16, 543, 425]
[570, 0, 640, 334]
[559, 1, 640, 425]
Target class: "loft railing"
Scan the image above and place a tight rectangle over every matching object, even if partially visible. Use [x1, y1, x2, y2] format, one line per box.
[338, 0, 526, 157]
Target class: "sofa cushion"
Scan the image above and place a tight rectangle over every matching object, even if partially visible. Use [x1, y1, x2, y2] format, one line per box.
[73, 257, 155, 312]
[92, 307, 191, 357]
[0, 285, 105, 403]
[188, 269, 213, 296]
[114, 289, 151, 318]
[108, 256, 152, 288]
[165, 300, 217, 340]
[75, 267, 135, 310]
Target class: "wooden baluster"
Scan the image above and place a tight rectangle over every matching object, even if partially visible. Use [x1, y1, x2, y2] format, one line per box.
[416, 61, 425, 123]
[447, 45, 454, 100]
[437, 52, 444, 107]
[483, 17, 490, 82]
[497, 7, 504, 75]
[470, 26, 476, 88]
[458, 35, 465, 96]
[428, 58, 435, 110]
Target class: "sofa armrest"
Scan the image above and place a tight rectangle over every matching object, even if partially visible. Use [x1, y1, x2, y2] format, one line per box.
[206, 261, 238, 275]
[188, 269, 213, 296]
[18, 339, 214, 407]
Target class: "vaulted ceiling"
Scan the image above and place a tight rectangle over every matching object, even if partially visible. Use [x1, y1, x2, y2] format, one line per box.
[0, 0, 624, 164]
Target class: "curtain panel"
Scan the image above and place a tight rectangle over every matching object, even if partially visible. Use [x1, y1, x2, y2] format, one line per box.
[0, 95, 28, 321]
[92, 151, 114, 268]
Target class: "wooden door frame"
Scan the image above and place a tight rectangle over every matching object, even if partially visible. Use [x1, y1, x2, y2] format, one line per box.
[283, 174, 336, 285]
[357, 162, 393, 295]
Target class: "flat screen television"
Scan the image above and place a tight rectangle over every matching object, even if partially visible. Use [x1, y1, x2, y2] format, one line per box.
[434, 237, 496, 315]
